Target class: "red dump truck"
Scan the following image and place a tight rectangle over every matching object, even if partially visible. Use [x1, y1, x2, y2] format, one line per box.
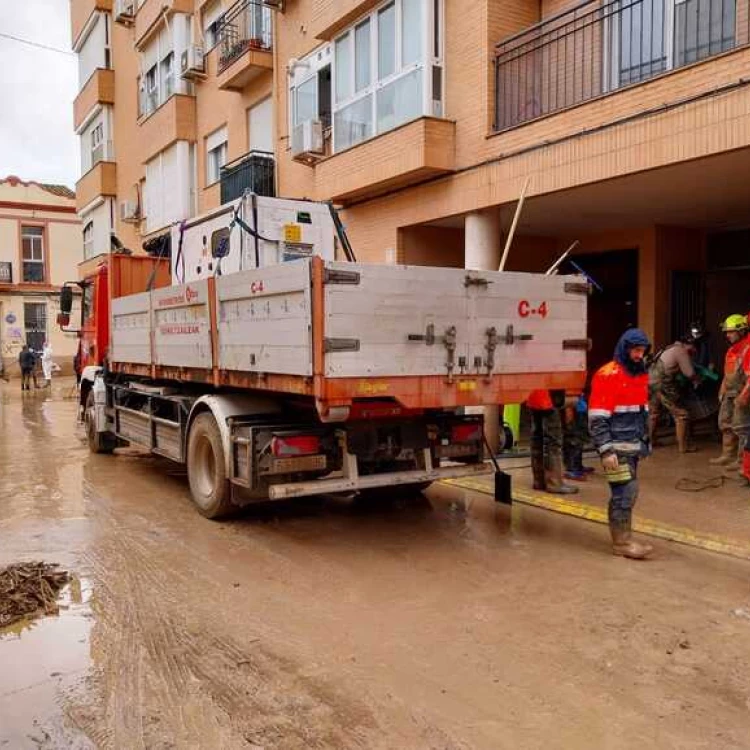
[59, 196, 587, 518]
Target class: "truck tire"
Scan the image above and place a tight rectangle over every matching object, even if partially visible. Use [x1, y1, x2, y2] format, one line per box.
[187, 412, 235, 519]
[85, 391, 116, 454]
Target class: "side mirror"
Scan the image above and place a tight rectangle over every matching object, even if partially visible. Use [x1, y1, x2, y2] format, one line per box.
[60, 285, 74, 315]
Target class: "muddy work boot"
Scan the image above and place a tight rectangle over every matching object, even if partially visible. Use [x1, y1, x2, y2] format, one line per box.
[710, 432, 738, 466]
[610, 525, 654, 560]
[545, 455, 580, 495]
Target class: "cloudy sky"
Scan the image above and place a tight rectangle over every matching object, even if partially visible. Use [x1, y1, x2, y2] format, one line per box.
[0, 1, 79, 188]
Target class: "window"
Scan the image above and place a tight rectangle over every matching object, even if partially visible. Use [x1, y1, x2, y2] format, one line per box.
[82, 282, 94, 323]
[203, 0, 224, 49]
[160, 52, 174, 100]
[21, 226, 45, 283]
[248, 97, 273, 153]
[83, 222, 94, 259]
[293, 76, 318, 127]
[91, 123, 104, 164]
[145, 65, 158, 114]
[206, 126, 228, 185]
[331, 0, 443, 152]
[288, 46, 333, 134]
[24, 302, 47, 352]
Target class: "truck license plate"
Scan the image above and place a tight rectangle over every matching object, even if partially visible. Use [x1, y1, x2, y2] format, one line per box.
[270, 454, 327, 474]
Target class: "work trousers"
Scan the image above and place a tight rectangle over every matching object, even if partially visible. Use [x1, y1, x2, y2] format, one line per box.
[608, 455, 640, 530]
[719, 396, 750, 451]
[649, 363, 689, 424]
[563, 408, 587, 471]
[530, 408, 563, 469]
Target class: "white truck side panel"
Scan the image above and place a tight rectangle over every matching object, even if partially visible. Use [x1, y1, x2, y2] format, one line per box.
[152, 280, 213, 369]
[323, 263, 588, 378]
[111, 292, 152, 365]
[323, 263, 470, 378]
[216, 259, 312, 376]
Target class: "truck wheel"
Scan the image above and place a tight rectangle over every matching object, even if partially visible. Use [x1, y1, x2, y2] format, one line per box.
[85, 391, 116, 454]
[187, 412, 234, 519]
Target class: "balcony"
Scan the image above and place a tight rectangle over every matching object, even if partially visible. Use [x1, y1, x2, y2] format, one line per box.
[314, 117, 455, 204]
[76, 161, 117, 213]
[310, 0, 380, 40]
[135, 0, 193, 48]
[74, 69, 115, 131]
[71, 0, 112, 48]
[494, 0, 750, 131]
[220, 151, 275, 203]
[138, 95, 197, 163]
[216, 0, 273, 91]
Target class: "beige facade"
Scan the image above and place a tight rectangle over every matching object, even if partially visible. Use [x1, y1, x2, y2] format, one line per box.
[71, 0, 750, 372]
[0, 177, 83, 376]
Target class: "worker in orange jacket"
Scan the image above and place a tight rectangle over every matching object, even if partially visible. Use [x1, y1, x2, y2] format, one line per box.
[710, 314, 750, 467]
[527, 389, 578, 495]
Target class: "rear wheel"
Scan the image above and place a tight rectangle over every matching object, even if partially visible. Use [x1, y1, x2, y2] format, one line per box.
[187, 412, 235, 519]
[85, 391, 116, 454]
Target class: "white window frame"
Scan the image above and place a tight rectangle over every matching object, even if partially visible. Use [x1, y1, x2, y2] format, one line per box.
[206, 126, 228, 186]
[83, 221, 94, 259]
[161, 51, 175, 101]
[331, 0, 442, 153]
[21, 226, 45, 283]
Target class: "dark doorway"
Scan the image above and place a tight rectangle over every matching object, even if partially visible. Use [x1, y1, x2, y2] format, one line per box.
[568, 249, 639, 378]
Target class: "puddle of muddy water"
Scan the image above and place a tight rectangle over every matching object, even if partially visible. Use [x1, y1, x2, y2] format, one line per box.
[0, 576, 95, 749]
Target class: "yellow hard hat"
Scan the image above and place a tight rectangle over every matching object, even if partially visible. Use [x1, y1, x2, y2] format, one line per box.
[720, 314, 748, 332]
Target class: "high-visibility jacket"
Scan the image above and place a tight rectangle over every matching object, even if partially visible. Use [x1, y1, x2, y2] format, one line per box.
[588, 360, 649, 457]
[526, 389, 553, 411]
[723, 336, 750, 398]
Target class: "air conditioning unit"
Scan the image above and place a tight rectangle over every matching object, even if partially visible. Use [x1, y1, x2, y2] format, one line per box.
[181, 45, 206, 80]
[291, 119, 324, 162]
[119, 200, 140, 223]
[115, 0, 135, 24]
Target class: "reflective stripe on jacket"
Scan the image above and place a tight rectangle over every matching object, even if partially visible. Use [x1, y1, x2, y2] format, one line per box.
[588, 361, 649, 457]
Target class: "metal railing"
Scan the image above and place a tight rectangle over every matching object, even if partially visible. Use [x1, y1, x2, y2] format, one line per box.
[218, 0, 272, 73]
[0, 261, 11, 284]
[220, 150, 275, 203]
[494, 0, 748, 131]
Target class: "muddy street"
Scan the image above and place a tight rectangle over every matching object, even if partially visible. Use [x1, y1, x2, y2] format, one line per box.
[2, 381, 750, 749]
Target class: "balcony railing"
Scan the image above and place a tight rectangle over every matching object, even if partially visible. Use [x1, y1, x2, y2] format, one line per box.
[217, 0, 272, 73]
[220, 150, 275, 203]
[494, 0, 749, 131]
[0, 261, 12, 284]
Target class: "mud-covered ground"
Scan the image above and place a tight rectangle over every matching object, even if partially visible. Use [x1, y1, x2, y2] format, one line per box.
[2, 380, 750, 749]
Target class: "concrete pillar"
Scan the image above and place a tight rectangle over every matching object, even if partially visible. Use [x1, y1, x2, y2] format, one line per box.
[465, 210, 502, 454]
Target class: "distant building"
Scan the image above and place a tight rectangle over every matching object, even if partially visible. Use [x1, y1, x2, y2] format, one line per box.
[0, 176, 82, 376]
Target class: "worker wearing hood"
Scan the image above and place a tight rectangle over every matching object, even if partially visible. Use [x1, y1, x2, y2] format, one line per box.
[589, 328, 653, 560]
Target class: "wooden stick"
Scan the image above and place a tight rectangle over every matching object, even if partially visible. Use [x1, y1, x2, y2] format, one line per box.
[498, 177, 530, 272]
[545, 240, 580, 275]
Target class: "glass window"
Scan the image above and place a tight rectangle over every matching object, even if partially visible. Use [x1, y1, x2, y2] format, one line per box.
[21, 226, 45, 283]
[160, 52, 174, 101]
[335, 33, 353, 103]
[378, 3, 396, 80]
[24, 302, 47, 352]
[376, 67, 422, 132]
[401, 0, 422, 66]
[207, 141, 228, 185]
[294, 76, 317, 125]
[334, 94, 373, 151]
[83, 222, 94, 259]
[355, 20, 371, 92]
[145, 65, 158, 114]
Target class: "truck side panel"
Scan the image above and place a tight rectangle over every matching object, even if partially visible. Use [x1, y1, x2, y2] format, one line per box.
[216, 260, 313, 377]
[110, 292, 151, 365]
[152, 280, 213, 370]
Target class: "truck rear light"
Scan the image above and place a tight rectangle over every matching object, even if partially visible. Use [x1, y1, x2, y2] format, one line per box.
[271, 435, 320, 457]
[451, 423, 482, 443]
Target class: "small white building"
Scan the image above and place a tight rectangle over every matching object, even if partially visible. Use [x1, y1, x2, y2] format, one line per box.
[0, 176, 83, 376]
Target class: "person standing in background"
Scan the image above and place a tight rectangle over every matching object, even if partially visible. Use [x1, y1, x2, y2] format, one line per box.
[18, 345, 35, 391]
[527, 389, 579, 495]
[589, 328, 654, 560]
[41, 340, 53, 389]
[563, 393, 595, 481]
[710, 314, 750, 468]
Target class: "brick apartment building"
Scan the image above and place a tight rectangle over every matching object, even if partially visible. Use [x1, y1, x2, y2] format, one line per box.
[0, 177, 82, 376]
[72, 0, 750, 372]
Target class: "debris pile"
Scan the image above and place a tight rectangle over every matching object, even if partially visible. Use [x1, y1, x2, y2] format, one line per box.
[0, 562, 71, 630]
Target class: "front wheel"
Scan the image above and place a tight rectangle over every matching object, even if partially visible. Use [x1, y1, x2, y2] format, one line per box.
[187, 412, 235, 519]
[85, 391, 116, 454]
